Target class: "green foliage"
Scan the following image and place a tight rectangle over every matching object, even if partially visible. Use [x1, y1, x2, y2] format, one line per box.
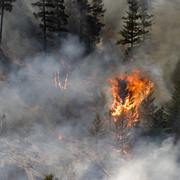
[70, 0, 105, 52]
[138, 0, 153, 45]
[117, 0, 141, 60]
[168, 79, 180, 126]
[152, 107, 169, 129]
[89, 112, 105, 136]
[138, 88, 158, 129]
[0, 0, 17, 44]
[44, 174, 53, 180]
[89, 112, 106, 151]
[85, 0, 106, 49]
[0, 0, 16, 12]
[31, 0, 68, 53]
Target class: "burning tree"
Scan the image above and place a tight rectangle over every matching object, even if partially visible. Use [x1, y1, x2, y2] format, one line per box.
[0, 0, 16, 45]
[107, 69, 154, 154]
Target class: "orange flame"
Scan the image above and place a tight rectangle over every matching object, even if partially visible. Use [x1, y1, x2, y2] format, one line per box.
[55, 68, 69, 90]
[59, 135, 62, 140]
[107, 69, 154, 123]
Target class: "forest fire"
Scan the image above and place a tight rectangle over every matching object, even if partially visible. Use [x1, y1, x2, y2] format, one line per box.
[108, 69, 154, 124]
[55, 67, 69, 90]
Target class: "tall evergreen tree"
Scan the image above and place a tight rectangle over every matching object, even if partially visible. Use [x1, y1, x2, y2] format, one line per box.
[116, 0, 141, 60]
[32, 0, 68, 57]
[89, 112, 106, 152]
[0, 0, 16, 45]
[114, 108, 129, 153]
[52, 0, 68, 47]
[32, 0, 54, 58]
[152, 107, 169, 130]
[75, 0, 90, 43]
[168, 79, 180, 142]
[138, 0, 153, 46]
[168, 80, 180, 122]
[85, 0, 105, 51]
[70, 0, 105, 53]
[138, 88, 158, 131]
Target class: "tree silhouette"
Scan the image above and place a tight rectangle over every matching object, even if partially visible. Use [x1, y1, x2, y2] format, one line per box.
[0, 0, 16, 45]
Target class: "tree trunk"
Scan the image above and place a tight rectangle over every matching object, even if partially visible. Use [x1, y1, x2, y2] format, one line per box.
[43, 0, 46, 60]
[0, 0, 4, 45]
[56, 0, 61, 48]
[79, 2, 83, 43]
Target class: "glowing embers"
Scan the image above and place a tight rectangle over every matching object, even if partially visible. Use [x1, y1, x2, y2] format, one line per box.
[54, 67, 69, 90]
[107, 69, 154, 123]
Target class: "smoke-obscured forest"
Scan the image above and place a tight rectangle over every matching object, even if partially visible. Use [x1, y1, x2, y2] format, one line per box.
[0, 0, 180, 179]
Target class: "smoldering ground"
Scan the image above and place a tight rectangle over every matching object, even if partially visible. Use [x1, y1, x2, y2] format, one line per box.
[0, 0, 180, 179]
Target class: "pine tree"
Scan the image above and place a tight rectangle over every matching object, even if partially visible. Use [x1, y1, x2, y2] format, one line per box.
[89, 112, 106, 152]
[138, 0, 153, 46]
[168, 79, 180, 142]
[0, 0, 16, 45]
[168, 80, 180, 122]
[152, 107, 169, 130]
[52, 0, 68, 47]
[116, 0, 141, 60]
[85, 0, 106, 51]
[71, 0, 105, 53]
[32, 0, 68, 58]
[138, 88, 158, 131]
[75, 0, 90, 43]
[32, 0, 54, 58]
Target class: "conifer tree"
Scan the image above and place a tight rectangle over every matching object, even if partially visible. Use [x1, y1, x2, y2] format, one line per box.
[75, 0, 89, 43]
[168, 79, 180, 143]
[0, 0, 16, 45]
[52, 0, 68, 47]
[138, 88, 158, 130]
[116, 0, 141, 60]
[168, 80, 180, 127]
[32, 0, 54, 58]
[152, 107, 169, 130]
[89, 112, 106, 152]
[72, 0, 105, 53]
[114, 109, 128, 153]
[85, 0, 106, 50]
[32, 0, 68, 57]
[138, 0, 153, 46]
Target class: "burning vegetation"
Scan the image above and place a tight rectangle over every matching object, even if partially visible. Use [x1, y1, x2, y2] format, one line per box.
[108, 69, 154, 123]
[0, 0, 180, 180]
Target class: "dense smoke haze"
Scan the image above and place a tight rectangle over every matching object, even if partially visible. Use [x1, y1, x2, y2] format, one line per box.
[0, 0, 180, 179]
